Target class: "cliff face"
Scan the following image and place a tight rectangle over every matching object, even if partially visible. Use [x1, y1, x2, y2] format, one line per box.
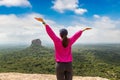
[31, 39, 42, 47]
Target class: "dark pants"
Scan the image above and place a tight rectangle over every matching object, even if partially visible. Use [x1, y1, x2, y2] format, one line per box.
[56, 62, 72, 80]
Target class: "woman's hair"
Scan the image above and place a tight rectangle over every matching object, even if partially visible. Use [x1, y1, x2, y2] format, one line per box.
[60, 29, 69, 48]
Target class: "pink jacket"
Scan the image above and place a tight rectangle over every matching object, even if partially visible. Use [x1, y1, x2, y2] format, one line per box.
[45, 25, 83, 62]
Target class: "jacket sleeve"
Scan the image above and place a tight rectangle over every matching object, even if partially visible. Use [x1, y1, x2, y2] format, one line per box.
[69, 30, 83, 45]
[45, 24, 60, 43]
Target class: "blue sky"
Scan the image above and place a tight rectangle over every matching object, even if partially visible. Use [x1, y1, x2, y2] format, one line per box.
[1, 0, 120, 20]
[0, 0, 120, 45]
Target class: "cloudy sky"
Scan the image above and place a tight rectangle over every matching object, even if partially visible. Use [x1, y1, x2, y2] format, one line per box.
[0, 0, 120, 46]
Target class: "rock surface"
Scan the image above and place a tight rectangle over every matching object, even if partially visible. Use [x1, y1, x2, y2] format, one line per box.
[31, 39, 42, 46]
[0, 73, 109, 80]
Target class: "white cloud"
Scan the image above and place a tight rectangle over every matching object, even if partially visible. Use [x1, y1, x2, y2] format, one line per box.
[93, 14, 100, 19]
[0, 0, 31, 7]
[74, 8, 87, 15]
[65, 15, 120, 44]
[93, 16, 117, 29]
[52, 0, 87, 15]
[0, 13, 64, 45]
[52, 0, 78, 13]
[0, 13, 44, 45]
[90, 16, 120, 43]
[0, 13, 120, 46]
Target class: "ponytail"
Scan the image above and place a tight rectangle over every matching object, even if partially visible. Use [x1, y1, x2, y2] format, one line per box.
[59, 28, 68, 48]
[62, 35, 69, 48]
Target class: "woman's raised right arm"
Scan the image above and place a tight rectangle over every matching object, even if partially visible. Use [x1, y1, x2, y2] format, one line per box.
[34, 17, 59, 42]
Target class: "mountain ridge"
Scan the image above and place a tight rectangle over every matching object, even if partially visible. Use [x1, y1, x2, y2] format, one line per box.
[0, 39, 120, 80]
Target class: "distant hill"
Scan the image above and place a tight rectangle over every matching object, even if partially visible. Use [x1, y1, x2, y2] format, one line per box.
[0, 40, 120, 80]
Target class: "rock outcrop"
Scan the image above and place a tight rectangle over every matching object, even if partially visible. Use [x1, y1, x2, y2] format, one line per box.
[31, 39, 42, 47]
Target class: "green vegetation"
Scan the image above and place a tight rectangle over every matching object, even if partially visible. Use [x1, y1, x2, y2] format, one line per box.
[0, 44, 120, 80]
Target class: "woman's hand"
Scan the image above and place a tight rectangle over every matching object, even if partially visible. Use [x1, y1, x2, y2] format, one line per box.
[34, 17, 44, 22]
[82, 28, 92, 31]
[35, 17, 46, 25]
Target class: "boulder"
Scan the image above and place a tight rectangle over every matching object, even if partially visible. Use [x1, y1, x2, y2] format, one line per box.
[31, 39, 42, 47]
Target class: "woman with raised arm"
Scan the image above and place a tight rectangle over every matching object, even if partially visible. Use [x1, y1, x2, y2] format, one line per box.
[35, 17, 92, 80]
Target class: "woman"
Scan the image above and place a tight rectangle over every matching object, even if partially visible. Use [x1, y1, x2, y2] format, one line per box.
[35, 17, 91, 80]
